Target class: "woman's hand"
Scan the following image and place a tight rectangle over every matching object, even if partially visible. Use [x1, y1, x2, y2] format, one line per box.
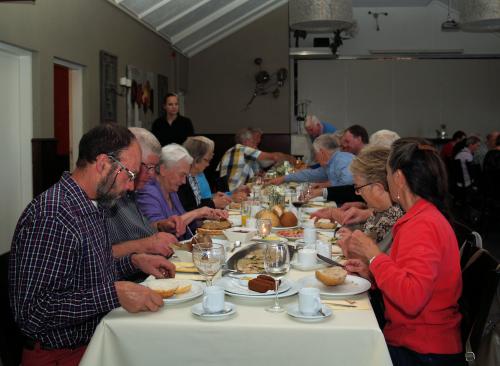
[345, 230, 381, 263]
[340, 201, 367, 211]
[195, 206, 228, 220]
[336, 227, 353, 257]
[310, 207, 344, 223]
[344, 259, 371, 281]
[341, 207, 373, 225]
[212, 192, 231, 209]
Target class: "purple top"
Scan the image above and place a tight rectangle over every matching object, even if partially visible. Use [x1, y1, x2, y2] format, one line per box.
[136, 179, 196, 239]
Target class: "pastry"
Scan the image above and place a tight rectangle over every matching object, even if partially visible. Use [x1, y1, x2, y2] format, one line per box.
[248, 275, 279, 293]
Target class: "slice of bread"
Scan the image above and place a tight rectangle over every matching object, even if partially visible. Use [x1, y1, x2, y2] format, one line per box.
[315, 267, 347, 286]
[315, 219, 336, 230]
[145, 279, 192, 298]
[174, 262, 198, 273]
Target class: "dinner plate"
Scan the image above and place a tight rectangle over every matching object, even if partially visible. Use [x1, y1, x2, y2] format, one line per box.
[215, 277, 299, 299]
[191, 302, 236, 320]
[221, 274, 291, 296]
[276, 229, 304, 240]
[287, 304, 332, 322]
[143, 279, 204, 304]
[297, 275, 371, 297]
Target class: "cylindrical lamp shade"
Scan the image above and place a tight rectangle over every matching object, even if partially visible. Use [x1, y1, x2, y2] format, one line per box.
[290, 0, 353, 32]
[459, 0, 500, 32]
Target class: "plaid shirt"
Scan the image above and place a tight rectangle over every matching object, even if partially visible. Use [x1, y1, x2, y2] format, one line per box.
[218, 144, 261, 191]
[9, 172, 136, 349]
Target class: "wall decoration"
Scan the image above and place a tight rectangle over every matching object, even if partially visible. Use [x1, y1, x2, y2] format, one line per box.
[100, 51, 118, 122]
[126, 65, 158, 130]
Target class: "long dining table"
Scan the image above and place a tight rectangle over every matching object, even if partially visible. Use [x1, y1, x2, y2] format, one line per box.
[80, 241, 392, 366]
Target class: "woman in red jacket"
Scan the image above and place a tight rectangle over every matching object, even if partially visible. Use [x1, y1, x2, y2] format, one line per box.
[344, 138, 464, 366]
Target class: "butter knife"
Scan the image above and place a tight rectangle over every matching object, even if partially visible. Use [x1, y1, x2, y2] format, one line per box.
[316, 253, 346, 269]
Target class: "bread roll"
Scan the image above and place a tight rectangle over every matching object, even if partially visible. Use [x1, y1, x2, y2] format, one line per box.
[280, 211, 298, 227]
[315, 219, 336, 230]
[145, 279, 192, 298]
[271, 205, 285, 218]
[315, 267, 347, 286]
[255, 210, 280, 227]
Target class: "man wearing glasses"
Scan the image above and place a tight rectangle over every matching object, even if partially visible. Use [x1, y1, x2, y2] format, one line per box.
[107, 127, 186, 260]
[9, 123, 175, 366]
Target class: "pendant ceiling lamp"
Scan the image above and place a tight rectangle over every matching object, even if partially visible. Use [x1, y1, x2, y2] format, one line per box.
[289, 0, 353, 32]
[458, 0, 500, 32]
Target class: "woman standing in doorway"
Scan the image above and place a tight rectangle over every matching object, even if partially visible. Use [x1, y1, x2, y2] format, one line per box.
[151, 93, 194, 146]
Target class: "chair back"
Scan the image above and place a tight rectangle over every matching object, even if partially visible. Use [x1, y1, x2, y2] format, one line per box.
[0, 251, 24, 366]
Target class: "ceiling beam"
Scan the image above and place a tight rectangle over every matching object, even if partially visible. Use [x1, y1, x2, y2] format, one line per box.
[139, 0, 174, 19]
[156, 0, 211, 31]
[171, 0, 250, 44]
[184, 0, 287, 57]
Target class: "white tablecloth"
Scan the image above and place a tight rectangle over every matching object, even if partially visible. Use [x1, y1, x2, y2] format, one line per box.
[80, 268, 392, 366]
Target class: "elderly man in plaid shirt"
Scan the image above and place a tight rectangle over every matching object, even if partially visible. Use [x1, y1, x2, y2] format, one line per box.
[218, 128, 294, 191]
[9, 123, 175, 366]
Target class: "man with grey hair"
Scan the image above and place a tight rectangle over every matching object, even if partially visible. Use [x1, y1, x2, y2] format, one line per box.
[369, 129, 400, 148]
[268, 134, 354, 187]
[218, 127, 295, 191]
[106, 127, 185, 259]
[304, 115, 336, 140]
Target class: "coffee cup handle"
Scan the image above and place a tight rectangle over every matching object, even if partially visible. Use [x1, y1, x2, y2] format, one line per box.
[202, 295, 209, 310]
[314, 296, 322, 312]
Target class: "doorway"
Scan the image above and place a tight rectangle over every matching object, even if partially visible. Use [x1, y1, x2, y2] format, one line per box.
[0, 42, 33, 254]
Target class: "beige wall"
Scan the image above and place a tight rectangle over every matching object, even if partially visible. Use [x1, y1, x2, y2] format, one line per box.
[186, 5, 290, 134]
[0, 0, 185, 137]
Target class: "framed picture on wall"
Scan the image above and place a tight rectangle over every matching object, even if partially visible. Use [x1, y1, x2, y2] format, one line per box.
[100, 50, 117, 123]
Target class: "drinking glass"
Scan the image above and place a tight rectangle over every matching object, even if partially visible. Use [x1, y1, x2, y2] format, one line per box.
[292, 189, 307, 225]
[241, 200, 252, 227]
[192, 243, 225, 287]
[264, 242, 290, 312]
[257, 218, 272, 238]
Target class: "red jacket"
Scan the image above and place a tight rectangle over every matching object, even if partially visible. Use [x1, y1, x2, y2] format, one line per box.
[371, 199, 462, 354]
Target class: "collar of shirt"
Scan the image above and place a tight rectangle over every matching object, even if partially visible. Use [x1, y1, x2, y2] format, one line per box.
[60, 172, 105, 217]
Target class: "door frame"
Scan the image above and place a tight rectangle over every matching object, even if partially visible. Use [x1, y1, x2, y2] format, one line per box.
[53, 58, 83, 170]
[0, 42, 33, 205]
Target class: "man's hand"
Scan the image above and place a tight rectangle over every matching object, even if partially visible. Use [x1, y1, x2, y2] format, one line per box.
[115, 281, 164, 313]
[156, 216, 186, 236]
[132, 253, 176, 279]
[231, 190, 248, 203]
[266, 176, 285, 186]
[146, 232, 176, 257]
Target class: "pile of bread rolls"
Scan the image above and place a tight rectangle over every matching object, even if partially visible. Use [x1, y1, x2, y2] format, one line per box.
[255, 205, 298, 227]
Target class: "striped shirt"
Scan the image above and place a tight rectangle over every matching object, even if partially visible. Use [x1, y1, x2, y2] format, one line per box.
[9, 172, 136, 349]
[218, 144, 261, 191]
[105, 192, 156, 245]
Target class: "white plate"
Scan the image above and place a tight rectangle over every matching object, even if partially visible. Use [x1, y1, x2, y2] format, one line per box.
[290, 259, 327, 271]
[271, 225, 299, 231]
[297, 275, 371, 297]
[221, 274, 291, 296]
[191, 302, 236, 320]
[287, 303, 332, 322]
[215, 277, 299, 299]
[144, 280, 204, 304]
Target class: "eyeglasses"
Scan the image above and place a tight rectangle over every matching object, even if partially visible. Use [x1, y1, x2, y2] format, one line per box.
[141, 162, 157, 172]
[107, 155, 137, 182]
[354, 182, 374, 194]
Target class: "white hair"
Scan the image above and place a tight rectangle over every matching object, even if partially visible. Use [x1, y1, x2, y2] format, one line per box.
[312, 133, 340, 152]
[369, 129, 400, 148]
[159, 143, 193, 169]
[129, 127, 161, 159]
[305, 115, 321, 128]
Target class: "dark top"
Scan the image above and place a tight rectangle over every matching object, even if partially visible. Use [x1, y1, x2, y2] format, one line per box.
[151, 114, 194, 146]
[178, 181, 215, 212]
[326, 185, 364, 206]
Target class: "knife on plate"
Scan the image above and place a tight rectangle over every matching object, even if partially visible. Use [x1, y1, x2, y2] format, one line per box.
[316, 253, 346, 269]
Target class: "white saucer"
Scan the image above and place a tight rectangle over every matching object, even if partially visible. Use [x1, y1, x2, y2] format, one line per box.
[191, 302, 236, 320]
[290, 259, 327, 271]
[286, 304, 332, 321]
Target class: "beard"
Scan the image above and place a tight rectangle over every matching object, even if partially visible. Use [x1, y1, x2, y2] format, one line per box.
[96, 170, 124, 208]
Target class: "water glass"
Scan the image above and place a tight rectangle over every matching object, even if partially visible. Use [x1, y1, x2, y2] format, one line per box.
[264, 242, 290, 313]
[192, 243, 225, 287]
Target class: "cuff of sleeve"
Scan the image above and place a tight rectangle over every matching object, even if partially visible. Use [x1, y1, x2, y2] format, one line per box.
[92, 282, 120, 313]
[369, 253, 390, 273]
[322, 188, 328, 200]
[116, 255, 137, 277]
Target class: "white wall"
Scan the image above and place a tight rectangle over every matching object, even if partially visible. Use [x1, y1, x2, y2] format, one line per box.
[298, 58, 500, 138]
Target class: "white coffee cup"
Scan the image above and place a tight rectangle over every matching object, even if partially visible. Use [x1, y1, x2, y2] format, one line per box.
[303, 219, 315, 228]
[316, 240, 332, 258]
[246, 217, 257, 229]
[298, 287, 322, 316]
[297, 248, 317, 267]
[202, 286, 225, 313]
[304, 227, 317, 245]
